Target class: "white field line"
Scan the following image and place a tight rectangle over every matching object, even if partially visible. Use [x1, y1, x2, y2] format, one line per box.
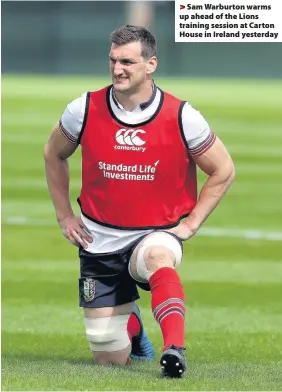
[3, 119, 282, 137]
[3, 260, 282, 284]
[2, 304, 282, 334]
[2, 162, 282, 189]
[2, 179, 282, 192]
[3, 217, 282, 241]
[3, 133, 282, 155]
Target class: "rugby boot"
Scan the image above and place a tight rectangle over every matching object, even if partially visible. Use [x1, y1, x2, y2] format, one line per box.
[160, 345, 188, 378]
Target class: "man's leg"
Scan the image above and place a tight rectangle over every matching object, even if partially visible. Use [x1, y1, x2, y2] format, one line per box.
[84, 302, 135, 365]
[79, 245, 153, 365]
[127, 311, 141, 343]
[129, 303, 155, 361]
[129, 231, 187, 378]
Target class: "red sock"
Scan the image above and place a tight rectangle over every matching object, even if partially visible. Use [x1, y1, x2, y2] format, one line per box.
[149, 267, 186, 351]
[127, 313, 141, 342]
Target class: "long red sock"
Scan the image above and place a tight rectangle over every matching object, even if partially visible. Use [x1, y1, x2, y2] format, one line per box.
[127, 313, 141, 342]
[149, 267, 186, 351]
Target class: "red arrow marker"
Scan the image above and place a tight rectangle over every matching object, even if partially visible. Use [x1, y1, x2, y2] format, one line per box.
[180, 4, 185, 10]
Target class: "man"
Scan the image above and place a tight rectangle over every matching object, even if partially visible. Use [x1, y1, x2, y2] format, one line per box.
[44, 25, 235, 378]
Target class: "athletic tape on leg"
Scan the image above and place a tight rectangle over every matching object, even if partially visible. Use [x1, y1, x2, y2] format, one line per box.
[84, 314, 130, 352]
[131, 232, 183, 283]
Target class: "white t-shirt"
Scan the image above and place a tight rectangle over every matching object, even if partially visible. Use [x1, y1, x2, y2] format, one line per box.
[60, 86, 215, 253]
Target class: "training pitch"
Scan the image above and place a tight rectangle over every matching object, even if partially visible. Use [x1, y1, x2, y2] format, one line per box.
[2, 76, 282, 391]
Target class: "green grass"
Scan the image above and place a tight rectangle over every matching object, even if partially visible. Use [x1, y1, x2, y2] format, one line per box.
[2, 75, 282, 391]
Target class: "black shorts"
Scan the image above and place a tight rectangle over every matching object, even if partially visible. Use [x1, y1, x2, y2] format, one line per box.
[78, 232, 183, 308]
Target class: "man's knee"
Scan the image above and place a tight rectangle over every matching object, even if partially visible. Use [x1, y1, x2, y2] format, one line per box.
[84, 314, 131, 365]
[94, 349, 131, 366]
[145, 246, 175, 272]
[129, 232, 183, 283]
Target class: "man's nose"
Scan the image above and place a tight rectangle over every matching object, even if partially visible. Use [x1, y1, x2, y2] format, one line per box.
[113, 61, 123, 73]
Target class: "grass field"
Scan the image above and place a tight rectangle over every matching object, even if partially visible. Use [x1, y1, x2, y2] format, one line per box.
[2, 76, 282, 391]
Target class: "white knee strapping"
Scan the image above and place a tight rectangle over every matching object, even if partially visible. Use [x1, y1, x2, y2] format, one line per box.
[84, 314, 130, 352]
[130, 232, 183, 283]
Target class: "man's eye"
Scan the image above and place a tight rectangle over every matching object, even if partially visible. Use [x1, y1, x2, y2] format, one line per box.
[110, 59, 133, 65]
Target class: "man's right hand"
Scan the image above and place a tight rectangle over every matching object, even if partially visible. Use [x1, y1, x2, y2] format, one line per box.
[58, 215, 93, 249]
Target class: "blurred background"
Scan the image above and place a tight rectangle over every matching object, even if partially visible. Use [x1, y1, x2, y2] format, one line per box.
[2, 0, 282, 77]
[2, 1, 282, 391]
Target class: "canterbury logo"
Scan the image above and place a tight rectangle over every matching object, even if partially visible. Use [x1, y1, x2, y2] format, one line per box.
[116, 129, 146, 146]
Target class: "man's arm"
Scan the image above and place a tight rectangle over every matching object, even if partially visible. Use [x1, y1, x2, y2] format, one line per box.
[44, 123, 92, 248]
[44, 122, 77, 222]
[184, 136, 235, 235]
[168, 136, 235, 240]
[167, 102, 235, 240]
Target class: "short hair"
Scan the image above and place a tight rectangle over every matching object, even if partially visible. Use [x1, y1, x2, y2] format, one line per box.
[110, 25, 157, 59]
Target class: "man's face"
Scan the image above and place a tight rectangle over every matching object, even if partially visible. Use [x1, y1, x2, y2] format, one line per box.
[109, 42, 150, 93]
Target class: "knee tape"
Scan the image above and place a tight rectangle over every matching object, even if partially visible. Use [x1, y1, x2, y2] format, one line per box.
[131, 232, 183, 283]
[84, 314, 130, 352]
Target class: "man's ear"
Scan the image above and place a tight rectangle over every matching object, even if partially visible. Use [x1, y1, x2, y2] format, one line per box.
[146, 56, 158, 75]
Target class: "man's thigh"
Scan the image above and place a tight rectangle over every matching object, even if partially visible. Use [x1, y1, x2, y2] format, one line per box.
[84, 303, 134, 318]
[79, 247, 140, 308]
